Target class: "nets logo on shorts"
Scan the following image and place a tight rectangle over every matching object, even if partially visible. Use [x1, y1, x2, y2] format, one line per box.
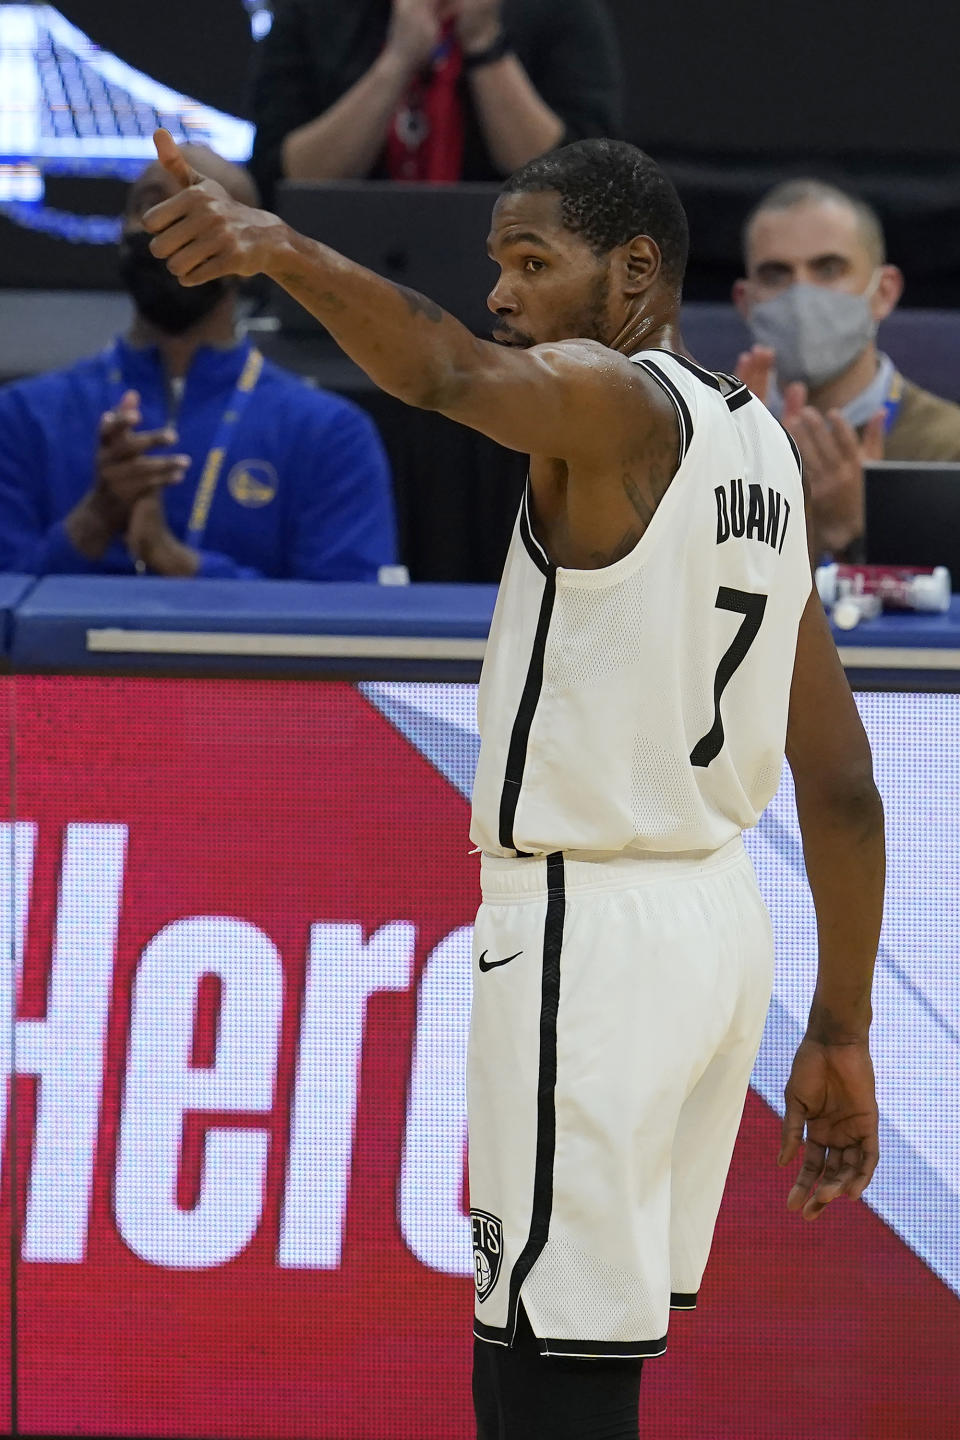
[471, 1210, 503, 1303]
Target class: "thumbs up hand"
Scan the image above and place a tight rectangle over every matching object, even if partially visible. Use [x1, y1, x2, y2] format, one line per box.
[153, 127, 206, 190]
[144, 129, 281, 284]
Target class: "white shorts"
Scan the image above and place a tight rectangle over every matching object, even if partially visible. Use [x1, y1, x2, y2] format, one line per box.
[468, 838, 773, 1359]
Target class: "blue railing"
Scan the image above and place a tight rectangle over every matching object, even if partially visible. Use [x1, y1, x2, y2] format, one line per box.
[1, 577, 959, 685]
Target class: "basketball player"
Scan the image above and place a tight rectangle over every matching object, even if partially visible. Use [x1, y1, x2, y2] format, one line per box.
[143, 130, 884, 1439]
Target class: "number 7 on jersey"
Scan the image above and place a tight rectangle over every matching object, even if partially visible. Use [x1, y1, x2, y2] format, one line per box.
[690, 587, 768, 768]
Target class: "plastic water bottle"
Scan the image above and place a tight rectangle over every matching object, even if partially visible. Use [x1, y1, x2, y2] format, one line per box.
[816, 563, 951, 616]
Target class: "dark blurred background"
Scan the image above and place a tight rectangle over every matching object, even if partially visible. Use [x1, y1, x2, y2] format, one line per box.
[54, 0, 959, 158]
[4, 0, 959, 583]
[7, 0, 959, 303]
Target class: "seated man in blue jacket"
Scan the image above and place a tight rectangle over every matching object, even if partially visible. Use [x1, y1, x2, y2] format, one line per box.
[0, 147, 397, 579]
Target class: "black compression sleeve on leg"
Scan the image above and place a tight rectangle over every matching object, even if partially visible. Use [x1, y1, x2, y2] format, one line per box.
[473, 1307, 644, 1440]
[473, 1327, 504, 1440]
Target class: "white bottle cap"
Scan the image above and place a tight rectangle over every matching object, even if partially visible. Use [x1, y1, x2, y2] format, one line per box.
[910, 568, 952, 613]
[377, 565, 411, 586]
[832, 593, 881, 630]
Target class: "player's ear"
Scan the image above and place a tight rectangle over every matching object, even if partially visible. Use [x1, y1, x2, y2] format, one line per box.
[621, 235, 660, 296]
[732, 278, 752, 319]
[872, 264, 903, 322]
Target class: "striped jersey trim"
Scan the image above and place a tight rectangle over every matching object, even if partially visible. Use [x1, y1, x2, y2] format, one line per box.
[644, 350, 751, 412]
[783, 427, 803, 477]
[518, 481, 551, 575]
[632, 356, 693, 462]
[539, 1334, 668, 1360]
[656, 349, 722, 391]
[497, 563, 556, 852]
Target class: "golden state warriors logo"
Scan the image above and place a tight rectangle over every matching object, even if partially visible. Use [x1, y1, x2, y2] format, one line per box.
[227, 460, 278, 508]
[471, 1209, 503, 1302]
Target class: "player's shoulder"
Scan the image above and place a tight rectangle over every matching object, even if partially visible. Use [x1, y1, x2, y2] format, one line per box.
[541, 341, 721, 399]
[529, 337, 618, 368]
[529, 343, 690, 454]
[529, 339, 668, 400]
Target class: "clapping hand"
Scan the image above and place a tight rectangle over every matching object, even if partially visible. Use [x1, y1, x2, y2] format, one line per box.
[386, 0, 448, 69]
[444, 0, 504, 53]
[734, 343, 776, 405]
[64, 390, 189, 561]
[385, 0, 504, 66]
[734, 343, 886, 557]
[782, 385, 885, 557]
[95, 391, 189, 518]
[125, 488, 198, 577]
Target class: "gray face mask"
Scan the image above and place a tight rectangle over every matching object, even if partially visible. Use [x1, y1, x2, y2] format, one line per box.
[747, 279, 879, 389]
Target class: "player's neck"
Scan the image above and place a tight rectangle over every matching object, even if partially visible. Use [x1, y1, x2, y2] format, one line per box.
[807, 343, 880, 414]
[610, 312, 682, 358]
[128, 298, 240, 379]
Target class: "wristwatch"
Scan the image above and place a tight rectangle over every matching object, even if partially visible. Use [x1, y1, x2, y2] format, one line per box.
[463, 30, 513, 70]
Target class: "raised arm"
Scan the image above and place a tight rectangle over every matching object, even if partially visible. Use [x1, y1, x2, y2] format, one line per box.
[780, 584, 885, 1218]
[143, 133, 639, 463]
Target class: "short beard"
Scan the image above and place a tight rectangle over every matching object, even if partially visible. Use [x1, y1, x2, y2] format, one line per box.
[574, 264, 611, 343]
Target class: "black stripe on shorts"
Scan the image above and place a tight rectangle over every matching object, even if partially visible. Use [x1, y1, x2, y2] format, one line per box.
[538, 1334, 668, 1359]
[474, 852, 566, 1349]
[670, 1291, 698, 1310]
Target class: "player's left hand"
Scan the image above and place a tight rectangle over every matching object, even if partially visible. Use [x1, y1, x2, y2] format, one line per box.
[779, 1036, 879, 1220]
[143, 129, 281, 285]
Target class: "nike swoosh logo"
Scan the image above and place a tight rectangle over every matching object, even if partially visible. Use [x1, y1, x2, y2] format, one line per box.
[478, 950, 523, 973]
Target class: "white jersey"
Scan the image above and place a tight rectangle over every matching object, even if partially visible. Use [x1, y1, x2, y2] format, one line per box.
[470, 350, 810, 859]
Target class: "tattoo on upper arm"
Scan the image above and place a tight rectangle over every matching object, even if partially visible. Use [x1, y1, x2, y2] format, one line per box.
[273, 271, 445, 328]
[589, 529, 644, 567]
[396, 286, 444, 324]
[313, 290, 348, 314]
[620, 420, 680, 531]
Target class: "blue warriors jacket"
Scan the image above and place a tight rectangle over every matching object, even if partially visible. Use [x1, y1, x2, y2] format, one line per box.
[0, 336, 398, 579]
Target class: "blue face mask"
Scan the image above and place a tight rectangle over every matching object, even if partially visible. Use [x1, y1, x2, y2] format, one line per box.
[747, 279, 879, 389]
